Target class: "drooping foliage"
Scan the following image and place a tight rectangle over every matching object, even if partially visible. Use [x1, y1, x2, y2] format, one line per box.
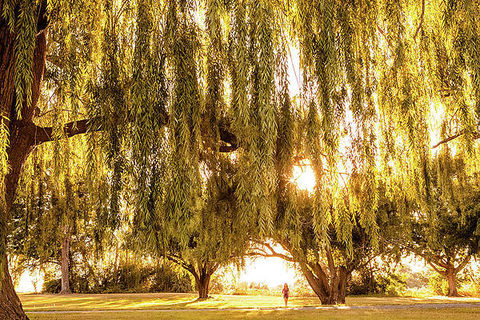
[10, 138, 92, 291]
[406, 149, 480, 296]
[2, 0, 480, 316]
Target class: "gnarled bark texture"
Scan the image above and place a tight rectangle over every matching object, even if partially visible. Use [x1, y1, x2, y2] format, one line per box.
[299, 258, 351, 304]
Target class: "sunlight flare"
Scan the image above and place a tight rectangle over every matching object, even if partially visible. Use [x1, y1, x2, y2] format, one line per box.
[291, 163, 316, 193]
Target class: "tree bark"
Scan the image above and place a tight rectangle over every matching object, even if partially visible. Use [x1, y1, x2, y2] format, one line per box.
[338, 267, 349, 304]
[193, 264, 214, 300]
[300, 261, 349, 305]
[446, 267, 459, 297]
[0, 129, 32, 319]
[0, 2, 48, 317]
[0, 257, 28, 320]
[60, 233, 72, 294]
[195, 272, 211, 300]
[0, 118, 34, 319]
[0, 136, 32, 319]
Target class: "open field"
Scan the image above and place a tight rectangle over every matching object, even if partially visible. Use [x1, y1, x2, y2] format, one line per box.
[20, 293, 480, 311]
[21, 293, 480, 319]
[24, 308, 480, 320]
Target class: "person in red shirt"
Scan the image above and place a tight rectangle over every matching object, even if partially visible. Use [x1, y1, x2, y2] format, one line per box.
[282, 283, 290, 308]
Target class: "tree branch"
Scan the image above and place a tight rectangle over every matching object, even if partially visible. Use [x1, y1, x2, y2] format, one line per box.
[34, 118, 98, 145]
[166, 254, 196, 275]
[405, 244, 449, 270]
[432, 130, 480, 148]
[36, 0, 49, 35]
[33, 114, 239, 153]
[427, 260, 446, 276]
[248, 240, 295, 262]
[376, 23, 392, 49]
[454, 255, 471, 274]
[413, 0, 425, 40]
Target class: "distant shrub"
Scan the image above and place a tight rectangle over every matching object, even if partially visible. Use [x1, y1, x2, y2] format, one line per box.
[348, 269, 407, 296]
[43, 278, 61, 294]
[149, 266, 193, 293]
[42, 262, 192, 294]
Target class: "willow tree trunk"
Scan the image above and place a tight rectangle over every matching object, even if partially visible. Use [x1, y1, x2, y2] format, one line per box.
[0, 258, 28, 320]
[446, 267, 459, 297]
[301, 262, 350, 305]
[0, 130, 35, 319]
[0, 2, 49, 318]
[0, 140, 34, 319]
[195, 273, 211, 300]
[60, 234, 72, 294]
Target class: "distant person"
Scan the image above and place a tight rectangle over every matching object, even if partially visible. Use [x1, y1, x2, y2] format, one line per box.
[282, 283, 290, 307]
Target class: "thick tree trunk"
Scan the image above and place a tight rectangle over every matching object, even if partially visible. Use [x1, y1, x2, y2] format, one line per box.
[60, 234, 72, 294]
[337, 267, 349, 304]
[0, 134, 33, 319]
[0, 141, 33, 319]
[446, 267, 459, 297]
[0, 257, 28, 320]
[0, 3, 48, 317]
[195, 272, 211, 300]
[301, 262, 349, 305]
[0, 142, 32, 319]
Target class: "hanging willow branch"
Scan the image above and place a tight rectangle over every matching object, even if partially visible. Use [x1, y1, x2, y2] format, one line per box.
[413, 0, 425, 40]
[432, 130, 480, 149]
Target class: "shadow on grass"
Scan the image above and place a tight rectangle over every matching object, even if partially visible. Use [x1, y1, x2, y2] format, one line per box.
[166, 296, 229, 309]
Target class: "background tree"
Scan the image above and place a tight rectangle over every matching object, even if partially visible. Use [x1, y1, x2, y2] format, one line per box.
[9, 135, 109, 295]
[251, 179, 402, 305]
[151, 163, 247, 299]
[130, 0, 247, 300]
[406, 150, 480, 296]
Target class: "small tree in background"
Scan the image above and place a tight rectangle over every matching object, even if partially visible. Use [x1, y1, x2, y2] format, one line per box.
[407, 150, 480, 296]
[9, 137, 109, 295]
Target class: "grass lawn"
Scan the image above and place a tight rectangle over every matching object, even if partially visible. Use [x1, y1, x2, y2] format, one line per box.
[21, 293, 480, 319]
[26, 308, 480, 320]
[20, 292, 480, 311]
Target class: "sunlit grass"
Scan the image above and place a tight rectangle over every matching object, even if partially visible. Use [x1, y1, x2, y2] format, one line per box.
[27, 308, 480, 320]
[20, 293, 480, 312]
[21, 293, 318, 311]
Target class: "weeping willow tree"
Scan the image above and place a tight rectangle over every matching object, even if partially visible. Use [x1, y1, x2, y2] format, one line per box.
[257, 0, 480, 305]
[129, 0, 247, 299]
[10, 137, 97, 295]
[406, 149, 480, 297]
[2, 0, 480, 318]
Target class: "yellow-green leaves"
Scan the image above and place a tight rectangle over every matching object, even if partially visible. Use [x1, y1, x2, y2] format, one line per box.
[14, 0, 36, 119]
[165, 0, 203, 245]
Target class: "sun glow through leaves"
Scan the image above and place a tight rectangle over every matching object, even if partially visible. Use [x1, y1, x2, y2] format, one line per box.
[291, 164, 316, 193]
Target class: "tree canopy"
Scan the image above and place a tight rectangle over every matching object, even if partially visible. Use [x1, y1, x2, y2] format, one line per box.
[1, 0, 480, 318]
